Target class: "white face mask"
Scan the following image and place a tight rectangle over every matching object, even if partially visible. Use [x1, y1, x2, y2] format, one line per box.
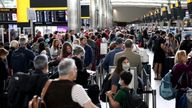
[122, 63, 130, 72]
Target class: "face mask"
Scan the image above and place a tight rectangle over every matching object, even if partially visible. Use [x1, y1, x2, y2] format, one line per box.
[122, 63, 130, 72]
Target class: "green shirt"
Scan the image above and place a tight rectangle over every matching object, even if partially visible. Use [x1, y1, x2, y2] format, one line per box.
[114, 88, 129, 108]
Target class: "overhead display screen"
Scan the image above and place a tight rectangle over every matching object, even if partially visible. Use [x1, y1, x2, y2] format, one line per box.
[0, 8, 17, 22]
[35, 10, 67, 25]
[30, 0, 67, 7]
[81, 5, 89, 17]
[187, 2, 192, 18]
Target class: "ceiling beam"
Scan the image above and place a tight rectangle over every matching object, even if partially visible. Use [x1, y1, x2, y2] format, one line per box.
[111, 0, 187, 7]
[0, 0, 5, 8]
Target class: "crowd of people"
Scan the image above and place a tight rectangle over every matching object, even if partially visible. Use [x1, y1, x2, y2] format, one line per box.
[0, 26, 192, 108]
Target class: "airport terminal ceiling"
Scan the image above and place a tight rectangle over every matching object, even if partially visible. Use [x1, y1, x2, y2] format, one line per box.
[0, 0, 189, 22]
[111, 0, 187, 7]
[0, 0, 188, 9]
[111, 0, 187, 22]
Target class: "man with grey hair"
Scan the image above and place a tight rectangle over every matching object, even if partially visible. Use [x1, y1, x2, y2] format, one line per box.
[72, 45, 89, 87]
[44, 58, 98, 108]
[32, 54, 49, 96]
[114, 39, 142, 76]
[11, 36, 35, 73]
[73, 45, 85, 56]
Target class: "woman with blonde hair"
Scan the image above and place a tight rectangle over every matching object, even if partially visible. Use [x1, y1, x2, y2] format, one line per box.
[50, 39, 60, 59]
[171, 50, 192, 108]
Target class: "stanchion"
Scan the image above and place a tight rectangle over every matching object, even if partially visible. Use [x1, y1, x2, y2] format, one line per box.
[142, 89, 156, 108]
[152, 90, 156, 108]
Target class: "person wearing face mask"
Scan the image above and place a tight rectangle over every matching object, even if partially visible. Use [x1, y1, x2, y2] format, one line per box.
[122, 61, 130, 72]
[110, 57, 132, 94]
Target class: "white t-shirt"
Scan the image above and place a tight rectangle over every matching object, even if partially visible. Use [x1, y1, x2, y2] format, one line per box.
[71, 84, 91, 107]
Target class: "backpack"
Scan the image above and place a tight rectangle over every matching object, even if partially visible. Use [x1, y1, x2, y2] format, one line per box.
[28, 80, 52, 108]
[11, 49, 29, 73]
[159, 71, 176, 100]
[87, 84, 100, 105]
[123, 89, 148, 108]
[99, 74, 112, 102]
[8, 72, 38, 108]
[160, 69, 189, 100]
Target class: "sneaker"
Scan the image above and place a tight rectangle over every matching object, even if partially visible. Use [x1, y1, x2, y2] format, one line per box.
[154, 77, 159, 80]
[154, 77, 162, 80]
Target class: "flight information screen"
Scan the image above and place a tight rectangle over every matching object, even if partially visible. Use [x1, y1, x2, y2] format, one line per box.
[0, 8, 17, 22]
[81, 5, 89, 17]
[35, 10, 67, 25]
[30, 0, 67, 7]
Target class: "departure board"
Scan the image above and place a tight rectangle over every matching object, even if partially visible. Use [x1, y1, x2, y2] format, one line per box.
[188, 3, 192, 18]
[35, 10, 67, 25]
[30, 0, 67, 7]
[0, 8, 17, 23]
[81, 5, 89, 17]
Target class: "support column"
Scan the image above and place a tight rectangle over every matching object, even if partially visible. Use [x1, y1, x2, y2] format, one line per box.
[98, 0, 103, 28]
[167, 0, 171, 30]
[67, 0, 81, 32]
[107, 0, 113, 28]
[90, 0, 97, 29]
[103, 0, 107, 28]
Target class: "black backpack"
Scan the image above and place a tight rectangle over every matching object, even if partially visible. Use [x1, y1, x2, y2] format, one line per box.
[87, 84, 100, 105]
[8, 72, 38, 108]
[11, 49, 29, 73]
[123, 89, 148, 108]
[99, 74, 112, 102]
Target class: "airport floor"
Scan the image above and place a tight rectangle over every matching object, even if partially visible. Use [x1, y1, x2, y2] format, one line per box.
[101, 49, 175, 108]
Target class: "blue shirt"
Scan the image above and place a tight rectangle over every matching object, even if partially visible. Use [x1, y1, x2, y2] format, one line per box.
[84, 44, 93, 67]
[102, 48, 123, 73]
